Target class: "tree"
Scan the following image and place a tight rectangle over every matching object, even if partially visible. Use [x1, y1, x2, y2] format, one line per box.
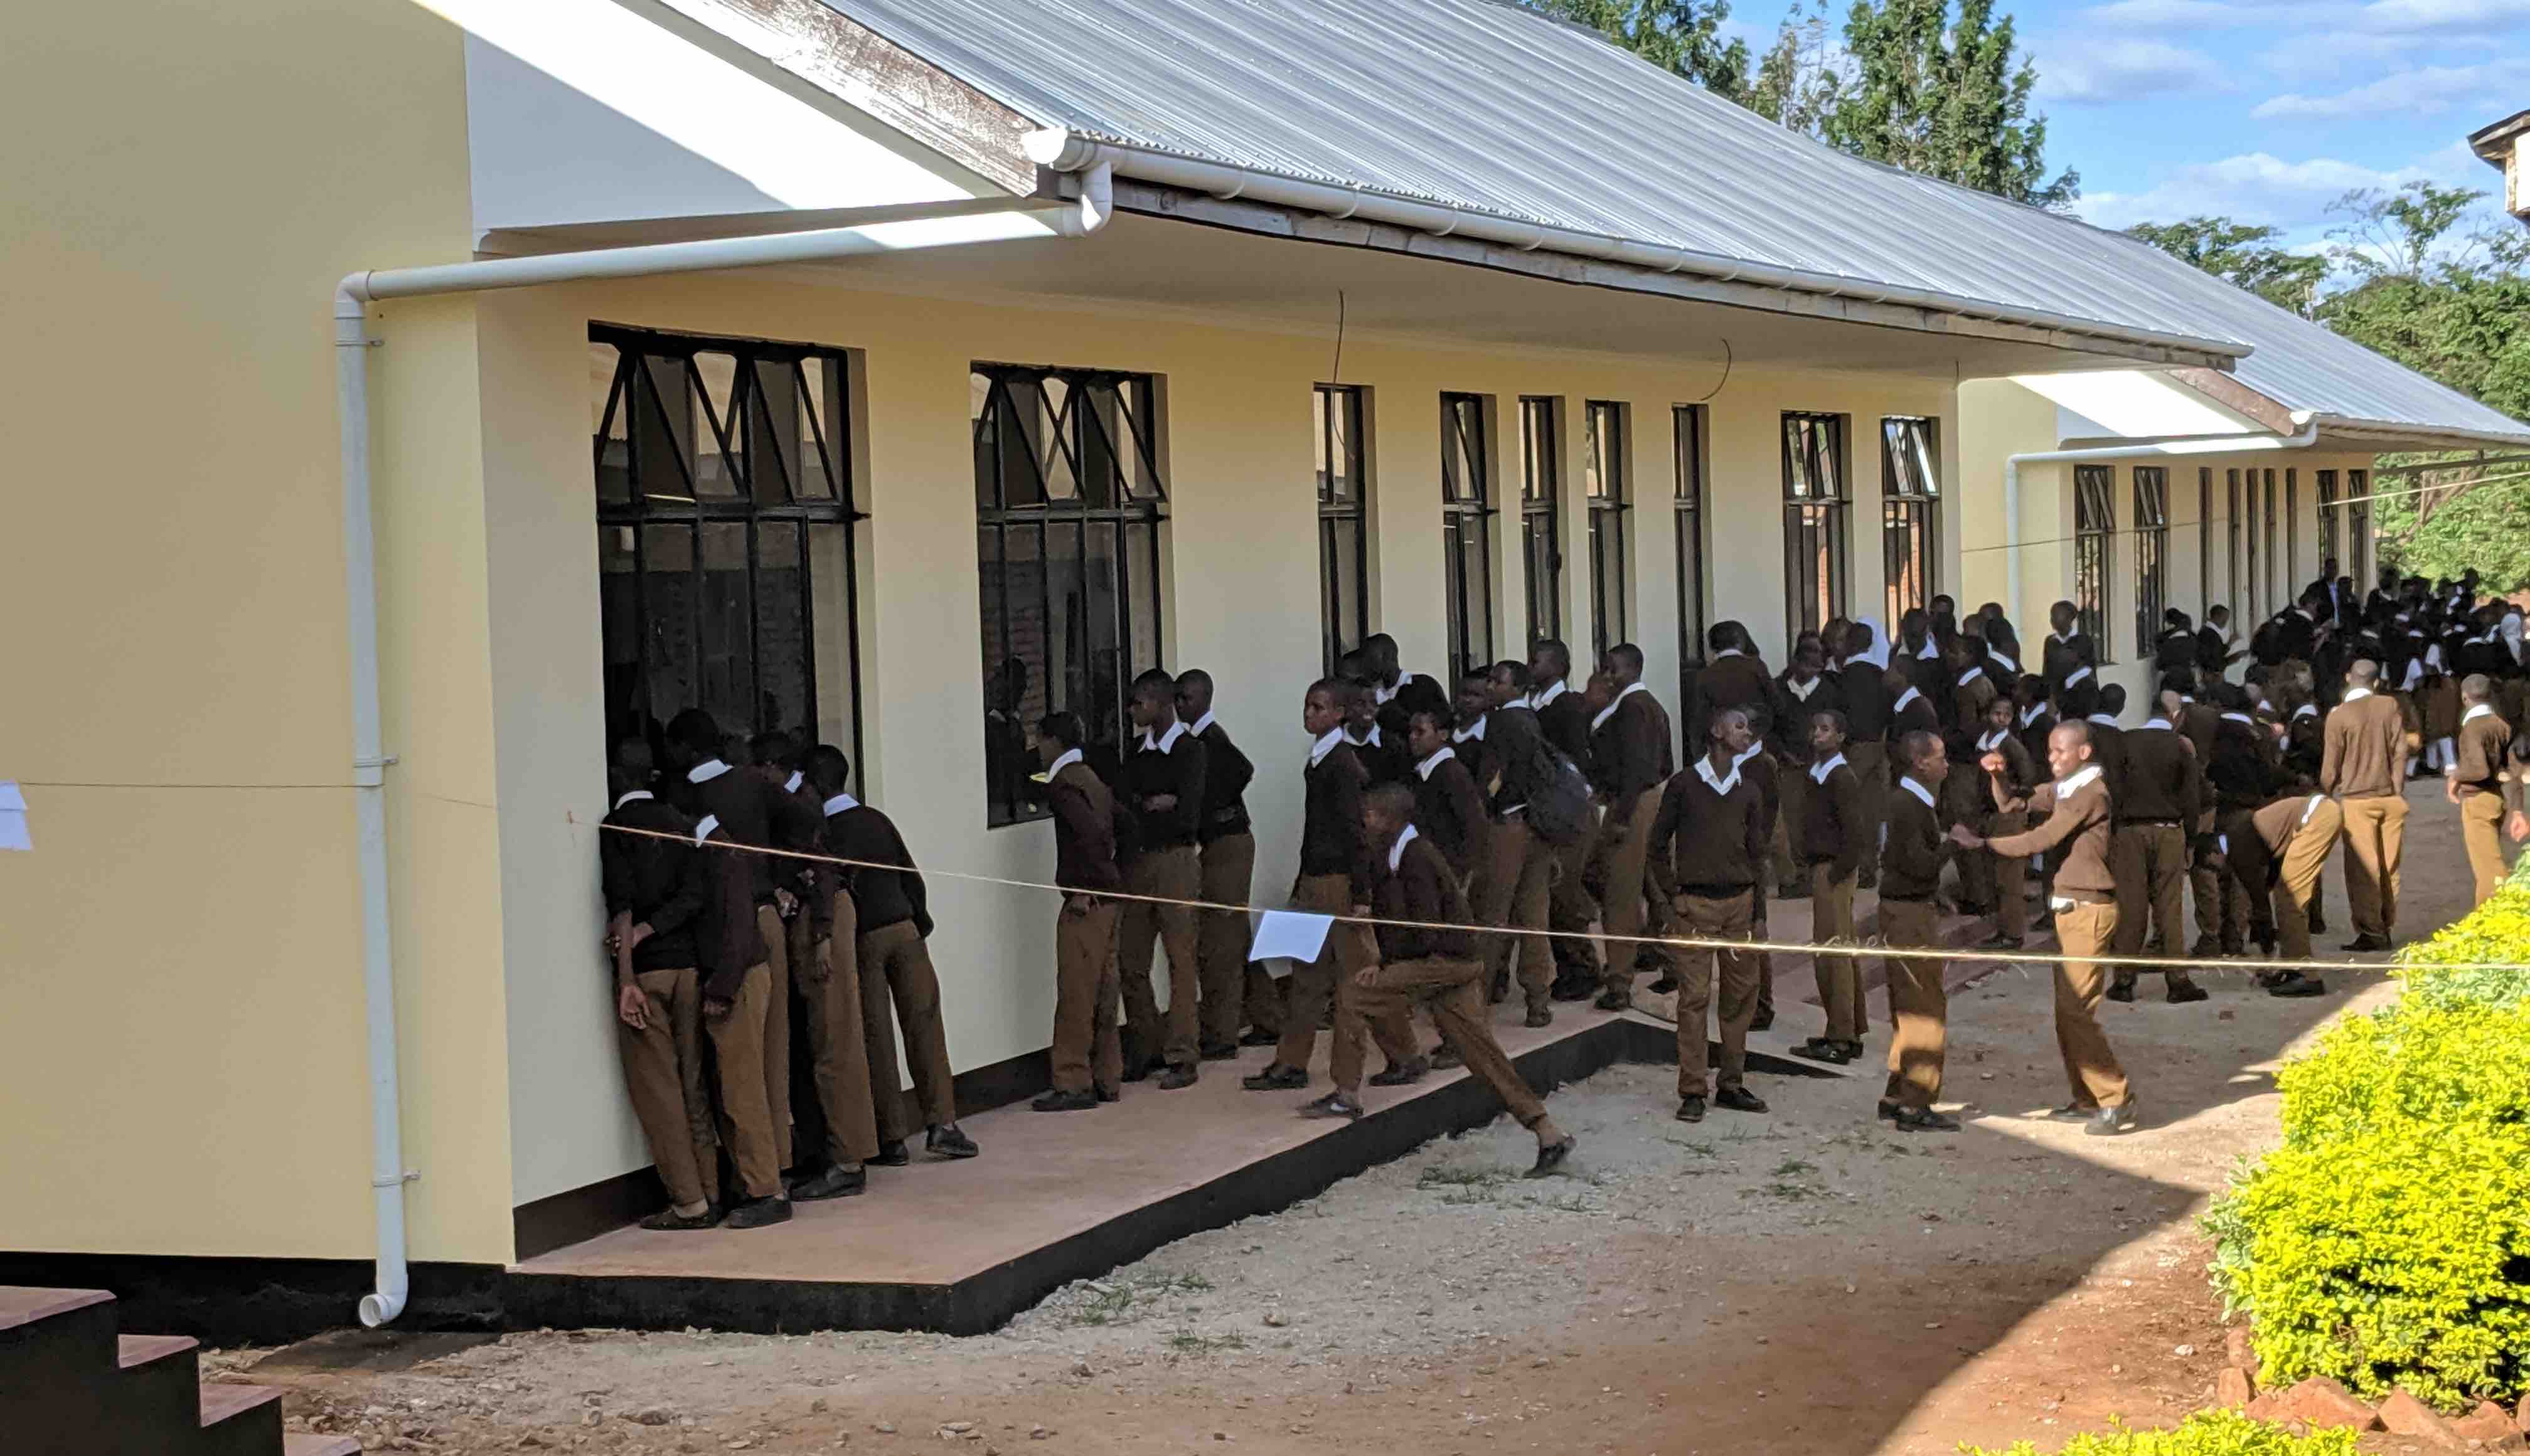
[1746, 1, 1851, 136]
[1527, 0, 1753, 100]
[2122, 218, 2327, 315]
[1822, 0, 2078, 209]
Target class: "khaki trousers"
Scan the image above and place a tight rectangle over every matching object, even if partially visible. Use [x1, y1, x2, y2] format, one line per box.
[1876, 900, 1948, 1110]
[2190, 809, 2246, 950]
[1590, 802, 1663, 994]
[1196, 832, 1258, 1047]
[1545, 804, 1603, 978]
[753, 903, 794, 1170]
[2049, 901, 2130, 1110]
[799, 896, 879, 1168]
[2460, 791, 2508, 905]
[1118, 846, 1204, 1068]
[1987, 810, 2029, 940]
[1352, 957, 1561, 1142]
[703, 965, 782, 1201]
[859, 919, 956, 1143]
[1808, 863, 1863, 1043]
[2272, 800, 2343, 962]
[1845, 741, 1889, 883]
[617, 965, 720, 1211]
[1050, 895, 1123, 1095]
[1277, 873, 1416, 1087]
[2339, 794, 2411, 940]
[1773, 773, 1810, 890]
[2110, 824, 2189, 960]
[1474, 818, 1554, 1010]
[1668, 890, 1759, 1095]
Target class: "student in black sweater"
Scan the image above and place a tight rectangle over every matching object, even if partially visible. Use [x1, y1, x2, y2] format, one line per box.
[1525, 639, 1600, 998]
[1116, 668, 1211, 1088]
[1877, 730, 1960, 1132]
[1406, 708, 1489, 885]
[1645, 706, 1771, 1123]
[692, 811, 792, 1228]
[1176, 669, 1262, 1055]
[1033, 713, 1126, 1112]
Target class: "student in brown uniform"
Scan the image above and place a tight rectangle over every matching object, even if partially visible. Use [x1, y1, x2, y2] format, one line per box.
[600, 748, 723, 1229]
[1586, 644, 1673, 1009]
[1116, 668, 1211, 1088]
[1946, 635, 1999, 729]
[1790, 709, 1869, 1064]
[782, 750, 880, 1201]
[691, 812, 793, 1227]
[1246, 680, 1422, 1093]
[1310, 785, 1576, 1177]
[1338, 654, 1412, 786]
[2200, 688, 2280, 955]
[1838, 622, 1894, 888]
[1696, 622, 1775, 740]
[810, 747, 974, 1165]
[2445, 673, 2513, 904]
[1464, 668, 1557, 1026]
[1032, 713, 1126, 1112]
[1523, 644, 1599, 998]
[753, 733, 829, 1171]
[1769, 640, 1842, 906]
[2041, 600, 2099, 699]
[1952, 721, 2138, 1136]
[2108, 698, 2209, 1004]
[2220, 787, 2341, 996]
[1969, 694, 2037, 949]
[1886, 661, 1940, 754]
[1645, 706, 1771, 1123]
[1877, 730, 1962, 1132]
[1408, 707, 1490, 886]
[1175, 669, 1260, 1056]
[666, 708, 823, 1176]
[2321, 660, 2411, 950]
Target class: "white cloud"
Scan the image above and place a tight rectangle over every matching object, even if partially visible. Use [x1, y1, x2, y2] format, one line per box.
[2353, 0, 2530, 33]
[2078, 0, 2318, 25]
[2073, 151, 2423, 231]
[2252, 58, 2530, 119]
[2254, 26, 2430, 78]
[2035, 38, 2229, 102]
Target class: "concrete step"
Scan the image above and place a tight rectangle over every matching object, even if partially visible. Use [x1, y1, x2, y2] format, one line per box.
[116, 1333, 205, 1450]
[285, 1435, 363, 1456]
[198, 1383, 287, 1456]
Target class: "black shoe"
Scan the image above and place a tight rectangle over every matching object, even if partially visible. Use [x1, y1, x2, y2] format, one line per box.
[1369, 1056, 1429, 1087]
[1675, 1095, 1707, 1123]
[926, 1124, 979, 1159]
[2166, 980, 2210, 1005]
[1714, 1086, 1768, 1113]
[2267, 972, 2327, 998]
[2043, 1102, 2096, 1123]
[1646, 974, 1680, 995]
[2342, 935, 2391, 952]
[1489, 969, 1510, 1004]
[872, 1140, 910, 1168]
[1094, 1083, 1121, 1103]
[2107, 975, 2138, 1003]
[1789, 1037, 1853, 1065]
[1239, 1026, 1281, 1047]
[1524, 1005, 1554, 1029]
[1594, 987, 1634, 1012]
[2188, 936, 2224, 959]
[1748, 1004, 1775, 1031]
[2308, 915, 2327, 935]
[1300, 1091, 1363, 1121]
[1198, 1041, 1241, 1063]
[1876, 1098, 1901, 1121]
[1158, 1063, 1199, 1090]
[789, 1164, 867, 1201]
[723, 1195, 794, 1230]
[1243, 1063, 1308, 1091]
[2084, 1102, 2138, 1136]
[1633, 945, 1668, 973]
[1527, 1137, 1576, 1179]
[1121, 1055, 1165, 1084]
[1032, 1088, 1099, 1112]
[1892, 1105, 1962, 1133]
[1551, 975, 1598, 1002]
[639, 1204, 722, 1231]
[1978, 933, 2024, 952]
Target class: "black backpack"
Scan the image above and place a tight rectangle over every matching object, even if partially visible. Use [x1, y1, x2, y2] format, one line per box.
[1523, 740, 1594, 847]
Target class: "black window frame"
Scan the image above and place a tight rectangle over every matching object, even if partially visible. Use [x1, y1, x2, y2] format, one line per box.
[2074, 464, 2115, 654]
[1583, 400, 1630, 663]
[1519, 395, 1563, 649]
[2227, 468, 2244, 623]
[971, 361, 1169, 828]
[2316, 469, 2340, 575]
[2283, 467, 2299, 598]
[1781, 412, 1850, 644]
[1879, 415, 1941, 629]
[1441, 392, 1497, 680]
[1315, 383, 1372, 676]
[2133, 465, 2169, 660]
[2198, 467, 2215, 624]
[2241, 467, 2260, 622]
[2348, 469, 2372, 585]
[590, 321, 867, 776]
[1674, 404, 1711, 690]
[2262, 467, 2279, 615]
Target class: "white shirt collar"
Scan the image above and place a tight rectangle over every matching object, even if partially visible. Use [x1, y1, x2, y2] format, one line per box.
[687, 759, 731, 784]
[1372, 678, 1402, 706]
[1308, 726, 1347, 768]
[1138, 719, 1190, 754]
[1916, 639, 1941, 658]
[2140, 717, 2172, 731]
[1713, 646, 1744, 659]
[1414, 745, 1456, 779]
[1785, 675, 1819, 699]
[2292, 704, 2317, 720]
[692, 813, 721, 845]
[613, 790, 653, 810]
[1891, 686, 1923, 714]
[1955, 666, 1983, 686]
[1387, 822, 1420, 871]
[783, 770, 804, 794]
[2222, 712, 2254, 726]
[1808, 752, 1847, 784]
[1693, 755, 1743, 797]
[2056, 765, 2105, 795]
[1990, 651, 2020, 674]
[1732, 741, 1766, 768]
[1045, 747, 1084, 778]
[2341, 686, 2374, 703]
[1976, 726, 2009, 750]
[822, 791, 860, 816]
[2050, 629, 2074, 644]
[2086, 713, 2118, 727]
[1453, 715, 1487, 743]
[2063, 666, 2093, 688]
[1527, 679, 1569, 709]
[1345, 723, 1382, 748]
[1189, 709, 1217, 737]
[2019, 704, 2048, 727]
[2464, 702, 2496, 725]
[1591, 681, 1648, 732]
[1897, 775, 1936, 809]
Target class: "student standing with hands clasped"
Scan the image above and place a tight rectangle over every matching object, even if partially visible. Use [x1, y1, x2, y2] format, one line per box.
[1645, 707, 1770, 1124]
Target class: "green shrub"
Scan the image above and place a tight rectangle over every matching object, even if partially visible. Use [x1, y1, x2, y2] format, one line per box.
[2204, 1120, 2530, 1410]
[2273, 1000, 2530, 1148]
[1959, 1410, 2361, 1456]
[2396, 883, 2530, 1011]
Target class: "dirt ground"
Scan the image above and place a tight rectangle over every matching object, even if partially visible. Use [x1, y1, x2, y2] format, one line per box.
[219, 784, 2480, 1456]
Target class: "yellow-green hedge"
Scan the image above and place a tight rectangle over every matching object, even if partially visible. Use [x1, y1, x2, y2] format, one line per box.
[1961, 1410, 2361, 1456]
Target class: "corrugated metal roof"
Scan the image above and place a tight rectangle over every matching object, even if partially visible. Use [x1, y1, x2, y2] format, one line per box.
[814, 0, 2529, 442]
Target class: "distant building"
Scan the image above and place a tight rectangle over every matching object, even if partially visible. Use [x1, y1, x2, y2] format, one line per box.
[2472, 109, 2530, 226]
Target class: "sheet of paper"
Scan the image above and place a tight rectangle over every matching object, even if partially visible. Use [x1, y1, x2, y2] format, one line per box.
[1249, 910, 1332, 965]
[0, 782, 26, 851]
[0, 782, 23, 813]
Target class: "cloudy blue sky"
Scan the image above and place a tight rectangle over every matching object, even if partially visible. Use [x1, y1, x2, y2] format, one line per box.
[1723, 0, 2527, 250]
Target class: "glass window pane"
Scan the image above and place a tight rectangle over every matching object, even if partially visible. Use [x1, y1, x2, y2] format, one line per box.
[795, 357, 836, 501]
[755, 521, 808, 740]
[690, 353, 742, 498]
[600, 524, 643, 741]
[749, 360, 802, 504]
[698, 521, 753, 730]
[593, 343, 632, 505]
[635, 356, 694, 500]
[808, 522, 857, 762]
[1037, 377, 1081, 502]
[639, 523, 697, 731]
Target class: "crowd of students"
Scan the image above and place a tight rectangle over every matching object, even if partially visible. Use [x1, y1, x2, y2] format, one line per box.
[594, 564, 2527, 1226]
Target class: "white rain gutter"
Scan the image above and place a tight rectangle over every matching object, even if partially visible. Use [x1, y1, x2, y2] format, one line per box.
[2001, 418, 2322, 619]
[1022, 129, 2250, 366]
[333, 181, 1107, 1328]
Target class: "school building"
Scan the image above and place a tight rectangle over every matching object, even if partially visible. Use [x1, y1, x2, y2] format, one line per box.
[4, 0, 2523, 1331]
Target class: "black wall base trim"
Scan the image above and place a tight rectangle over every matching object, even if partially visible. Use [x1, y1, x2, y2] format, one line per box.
[0, 1254, 508, 1347]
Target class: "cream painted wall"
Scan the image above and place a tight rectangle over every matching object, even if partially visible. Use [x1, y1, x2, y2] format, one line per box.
[0, 1, 518, 1263]
[474, 269, 1956, 1211]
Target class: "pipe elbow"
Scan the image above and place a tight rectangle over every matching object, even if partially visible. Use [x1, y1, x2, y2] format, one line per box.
[358, 1289, 406, 1329]
[1022, 127, 1098, 171]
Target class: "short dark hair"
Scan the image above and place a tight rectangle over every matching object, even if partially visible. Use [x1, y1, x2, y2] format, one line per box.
[804, 743, 851, 794]
[1175, 667, 1214, 694]
[666, 707, 722, 756]
[1490, 659, 1531, 689]
[1530, 638, 1571, 674]
[1606, 642, 1645, 675]
[1307, 676, 1352, 703]
[1811, 708, 1850, 736]
[1132, 667, 1176, 698]
[1899, 728, 1941, 765]
[1365, 782, 1416, 821]
[1409, 707, 1449, 735]
[1037, 711, 1086, 749]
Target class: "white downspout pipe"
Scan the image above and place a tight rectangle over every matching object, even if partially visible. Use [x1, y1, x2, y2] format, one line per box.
[2002, 418, 2322, 624]
[334, 183, 1106, 1328]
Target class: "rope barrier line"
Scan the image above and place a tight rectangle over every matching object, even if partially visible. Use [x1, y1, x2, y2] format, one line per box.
[579, 815, 2527, 978]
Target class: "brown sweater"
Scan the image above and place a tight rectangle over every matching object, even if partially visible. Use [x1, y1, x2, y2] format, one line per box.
[1988, 768, 2116, 901]
[2452, 706, 2512, 797]
[1646, 757, 1768, 899]
[2117, 722, 2204, 824]
[1698, 652, 1776, 730]
[1589, 687, 1672, 819]
[1950, 669, 1999, 730]
[1372, 831, 1478, 963]
[1879, 778, 1948, 901]
[1411, 748, 1490, 879]
[1796, 758, 1869, 879]
[1045, 760, 1123, 893]
[2320, 690, 2408, 799]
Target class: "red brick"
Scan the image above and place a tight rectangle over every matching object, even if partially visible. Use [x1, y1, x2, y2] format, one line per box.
[2282, 1378, 2383, 1432]
[2452, 1404, 2524, 1449]
[2379, 1389, 2464, 1447]
[2224, 1326, 2258, 1374]
[2218, 1368, 2255, 1409]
